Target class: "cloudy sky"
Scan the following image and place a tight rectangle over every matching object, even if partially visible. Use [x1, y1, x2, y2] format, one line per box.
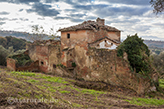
[0, 0, 164, 40]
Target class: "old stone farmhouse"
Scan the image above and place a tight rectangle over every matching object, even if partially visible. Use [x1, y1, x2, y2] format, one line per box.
[7, 18, 158, 94]
[59, 18, 121, 68]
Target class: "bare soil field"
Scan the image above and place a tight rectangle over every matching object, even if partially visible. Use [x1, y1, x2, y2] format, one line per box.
[0, 66, 164, 109]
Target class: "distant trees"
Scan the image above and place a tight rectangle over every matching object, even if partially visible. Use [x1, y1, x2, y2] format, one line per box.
[0, 36, 27, 66]
[151, 51, 164, 76]
[150, 0, 164, 14]
[117, 34, 151, 74]
[0, 36, 27, 51]
[0, 46, 14, 65]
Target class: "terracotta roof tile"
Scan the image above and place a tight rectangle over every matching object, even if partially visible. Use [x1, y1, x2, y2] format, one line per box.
[58, 19, 120, 32]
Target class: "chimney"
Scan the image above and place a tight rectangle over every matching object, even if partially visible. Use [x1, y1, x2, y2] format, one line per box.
[96, 17, 105, 25]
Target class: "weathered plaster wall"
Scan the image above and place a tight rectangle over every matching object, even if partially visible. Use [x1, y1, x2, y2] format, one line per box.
[61, 30, 88, 49]
[7, 58, 16, 71]
[27, 43, 61, 73]
[48, 45, 61, 71]
[74, 48, 156, 94]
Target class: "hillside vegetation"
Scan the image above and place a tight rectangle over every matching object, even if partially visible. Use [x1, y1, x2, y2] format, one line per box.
[0, 36, 27, 51]
[0, 67, 164, 108]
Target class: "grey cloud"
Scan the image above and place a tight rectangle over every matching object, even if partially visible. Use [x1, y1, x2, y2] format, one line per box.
[0, 11, 9, 15]
[0, 0, 39, 4]
[54, 16, 84, 22]
[70, 18, 84, 22]
[19, 9, 24, 12]
[38, 18, 45, 20]
[102, 0, 150, 5]
[142, 36, 164, 41]
[95, 6, 150, 17]
[19, 18, 29, 21]
[73, 4, 109, 10]
[10, 18, 18, 21]
[0, 17, 8, 21]
[0, 22, 6, 25]
[54, 16, 70, 20]
[26, 2, 60, 17]
[106, 18, 140, 25]
[69, 14, 86, 18]
[85, 16, 97, 20]
[133, 25, 151, 32]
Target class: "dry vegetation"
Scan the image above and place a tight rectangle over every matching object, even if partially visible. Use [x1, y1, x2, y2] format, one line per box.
[0, 66, 164, 109]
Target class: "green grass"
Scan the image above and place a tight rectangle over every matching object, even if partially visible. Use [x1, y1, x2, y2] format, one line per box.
[72, 103, 83, 108]
[126, 98, 164, 106]
[60, 90, 71, 94]
[81, 89, 106, 95]
[11, 71, 36, 77]
[27, 79, 39, 83]
[40, 76, 68, 84]
[159, 79, 164, 89]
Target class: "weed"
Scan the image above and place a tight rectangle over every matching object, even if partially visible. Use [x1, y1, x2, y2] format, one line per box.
[40, 76, 68, 84]
[72, 103, 82, 108]
[126, 98, 164, 106]
[159, 79, 164, 89]
[27, 79, 39, 83]
[81, 89, 106, 95]
[60, 90, 71, 94]
[11, 71, 36, 77]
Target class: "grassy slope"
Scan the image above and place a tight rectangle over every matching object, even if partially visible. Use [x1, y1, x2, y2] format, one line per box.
[0, 67, 164, 108]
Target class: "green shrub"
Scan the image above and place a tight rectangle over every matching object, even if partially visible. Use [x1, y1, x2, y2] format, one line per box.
[117, 34, 151, 73]
[9, 53, 33, 67]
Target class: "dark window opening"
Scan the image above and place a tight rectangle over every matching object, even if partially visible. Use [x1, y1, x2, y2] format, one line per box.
[97, 44, 99, 46]
[105, 40, 106, 42]
[41, 61, 44, 65]
[111, 43, 113, 45]
[70, 54, 72, 56]
[67, 33, 70, 39]
[53, 64, 56, 69]
[111, 66, 112, 69]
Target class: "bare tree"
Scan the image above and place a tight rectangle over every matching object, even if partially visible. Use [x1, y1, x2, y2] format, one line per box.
[150, 0, 164, 14]
[28, 25, 45, 41]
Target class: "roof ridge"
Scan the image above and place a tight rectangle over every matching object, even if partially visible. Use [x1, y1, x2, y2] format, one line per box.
[58, 19, 120, 32]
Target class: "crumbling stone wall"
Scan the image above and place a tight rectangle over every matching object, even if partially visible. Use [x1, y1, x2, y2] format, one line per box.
[26, 41, 61, 73]
[7, 58, 16, 71]
[74, 48, 157, 94]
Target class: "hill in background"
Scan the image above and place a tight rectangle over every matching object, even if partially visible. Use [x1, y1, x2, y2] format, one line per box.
[0, 30, 50, 41]
[0, 36, 27, 51]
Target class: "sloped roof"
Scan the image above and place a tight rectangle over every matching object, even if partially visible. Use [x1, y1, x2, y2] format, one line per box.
[58, 19, 120, 32]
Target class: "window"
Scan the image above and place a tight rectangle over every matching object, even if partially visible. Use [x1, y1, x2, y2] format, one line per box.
[67, 33, 70, 39]
[53, 64, 56, 69]
[111, 43, 113, 45]
[105, 40, 106, 42]
[97, 44, 99, 46]
[41, 61, 44, 65]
